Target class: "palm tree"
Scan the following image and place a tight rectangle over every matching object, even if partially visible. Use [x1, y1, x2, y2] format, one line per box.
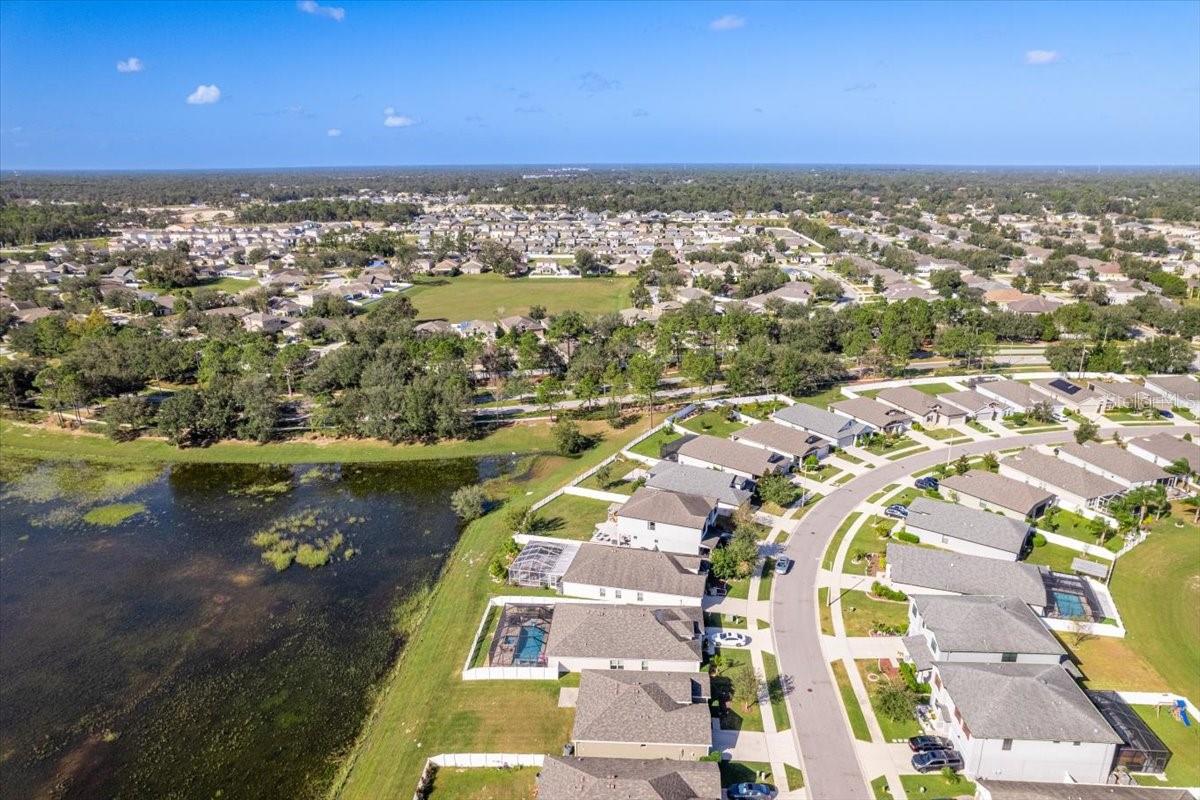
[1183, 494, 1200, 525]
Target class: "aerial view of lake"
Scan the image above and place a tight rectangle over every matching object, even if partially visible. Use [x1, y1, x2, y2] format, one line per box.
[0, 456, 503, 799]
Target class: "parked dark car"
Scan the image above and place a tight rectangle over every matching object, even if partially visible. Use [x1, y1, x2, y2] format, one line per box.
[728, 783, 775, 799]
[908, 735, 954, 752]
[911, 749, 964, 773]
[774, 556, 793, 575]
[1161, 410, 1174, 419]
[884, 503, 909, 519]
[915, 477, 939, 491]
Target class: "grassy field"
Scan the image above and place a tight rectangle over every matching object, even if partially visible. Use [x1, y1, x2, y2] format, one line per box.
[171, 276, 258, 295]
[899, 774, 976, 799]
[425, 766, 537, 799]
[843, 517, 896, 576]
[0, 418, 586, 465]
[762, 651, 790, 731]
[1132, 705, 1200, 787]
[533, 493, 611, 540]
[795, 385, 847, 411]
[840, 590, 909, 637]
[831, 660, 871, 741]
[912, 382, 960, 395]
[330, 421, 650, 800]
[678, 408, 747, 438]
[576, 456, 642, 494]
[856, 660, 921, 741]
[627, 427, 684, 459]
[1024, 540, 1105, 575]
[404, 274, 634, 321]
[1037, 508, 1123, 553]
[712, 649, 764, 732]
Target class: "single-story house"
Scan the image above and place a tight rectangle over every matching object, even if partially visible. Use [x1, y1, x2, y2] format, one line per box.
[903, 497, 1032, 561]
[537, 756, 722, 800]
[938, 389, 1011, 421]
[675, 434, 787, 479]
[976, 379, 1064, 416]
[569, 670, 711, 760]
[560, 544, 706, 607]
[830, 397, 913, 435]
[876, 386, 968, 428]
[644, 462, 754, 511]
[1125, 433, 1197, 477]
[975, 779, 1192, 800]
[729, 420, 824, 466]
[1144, 375, 1199, 413]
[999, 450, 1127, 514]
[772, 403, 872, 449]
[1087, 381, 1171, 411]
[614, 488, 718, 556]
[940, 470, 1056, 520]
[545, 604, 703, 673]
[885, 543, 1049, 615]
[904, 594, 1066, 683]
[928, 662, 1122, 783]
[1030, 378, 1107, 415]
[1055, 442, 1175, 490]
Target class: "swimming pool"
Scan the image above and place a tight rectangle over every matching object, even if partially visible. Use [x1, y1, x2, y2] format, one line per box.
[1052, 590, 1087, 618]
[513, 623, 549, 665]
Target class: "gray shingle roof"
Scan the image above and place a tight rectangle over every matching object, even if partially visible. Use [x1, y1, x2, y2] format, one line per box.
[940, 470, 1055, 516]
[546, 605, 703, 662]
[913, 595, 1066, 656]
[562, 544, 705, 600]
[538, 756, 722, 800]
[905, 497, 1031, 554]
[935, 662, 1122, 743]
[887, 543, 1048, 607]
[831, 397, 914, 428]
[772, 403, 870, 441]
[1032, 377, 1101, 407]
[645, 462, 753, 508]
[572, 670, 712, 747]
[975, 779, 1192, 800]
[1058, 442, 1172, 484]
[1003, 450, 1126, 500]
[877, 386, 958, 417]
[731, 420, 823, 458]
[675, 434, 785, 476]
[1144, 375, 1199, 403]
[1127, 433, 1198, 473]
[902, 634, 934, 672]
[938, 388, 1006, 415]
[979, 379, 1047, 409]
[619, 488, 715, 528]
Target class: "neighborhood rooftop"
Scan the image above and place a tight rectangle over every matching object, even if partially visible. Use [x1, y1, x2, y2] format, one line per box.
[545, 605, 702, 662]
[618, 487, 715, 528]
[1002, 450, 1126, 500]
[571, 670, 711, 749]
[537, 755, 722, 800]
[675, 433, 785, 476]
[886, 543, 1048, 608]
[912, 595, 1066, 656]
[830, 396, 913, 428]
[772, 402, 870, 440]
[644, 462, 754, 508]
[905, 496, 1032, 554]
[1057, 442, 1173, 484]
[561, 544, 706, 600]
[939, 469, 1056, 515]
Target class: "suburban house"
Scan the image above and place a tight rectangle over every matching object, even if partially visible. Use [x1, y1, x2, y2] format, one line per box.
[569, 670, 711, 759]
[772, 403, 872, 449]
[876, 386, 968, 428]
[1144, 375, 1199, 413]
[903, 595, 1067, 684]
[1054, 442, 1175, 490]
[613, 488, 718, 556]
[674, 434, 787, 479]
[927, 661, 1122, 783]
[537, 756, 721, 800]
[729, 420, 824, 466]
[1030, 378, 1107, 415]
[938, 389, 1011, 421]
[885, 544, 1050, 616]
[976, 379, 1064, 416]
[903, 497, 1032, 561]
[974, 779, 1192, 800]
[999, 450, 1127, 514]
[940, 470, 1056, 520]
[559, 544, 706, 607]
[644, 462, 754, 511]
[1125, 433, 1197, 478]
[544, 604, 704, 673]
[1087, 380, 1171, 411]
[830, 397, 913, 435]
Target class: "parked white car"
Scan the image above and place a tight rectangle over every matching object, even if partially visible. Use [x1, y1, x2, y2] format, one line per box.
[707, 631, 751, 650]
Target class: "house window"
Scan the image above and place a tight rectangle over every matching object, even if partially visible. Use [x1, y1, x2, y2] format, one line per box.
[1002, 739, 1013, 751]
[614, 589, 622, 599]
[598, 588, 606, 598]
[647, 521, 656, 531]
[1073, 741, 1081, 746]
[1001, 652, 1018, 663]
[940, 535, 949, 544]
[609, 659, 623, 670]
[640, 660, 649, 671]
[636, 592, 644, 602]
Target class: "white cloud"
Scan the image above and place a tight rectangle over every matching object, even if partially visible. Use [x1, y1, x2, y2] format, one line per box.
[116, 57, 143, 73]
[327, 128, 342, 137]
[186, 84, 221, 105]
[577, 71, 620, 93]
[709, 14, 745, 31]
[383, 109, 414, 127]
[1025, 49, 1061, 65]
[297, 0, 345, 21]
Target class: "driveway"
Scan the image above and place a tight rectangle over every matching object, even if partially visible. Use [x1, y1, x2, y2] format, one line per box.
[769, 424, 1176, 800]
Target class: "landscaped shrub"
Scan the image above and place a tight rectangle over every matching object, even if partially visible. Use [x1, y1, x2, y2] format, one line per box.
[871, 581, 908, 602]
[1031, 532, 1047, 547]
[451, 484, 488, 521]
[896, 530, 920, 544]
[899, 660, 932, 695]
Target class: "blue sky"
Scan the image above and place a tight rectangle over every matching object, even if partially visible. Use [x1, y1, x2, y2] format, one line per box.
[2, 0, 1198, 169]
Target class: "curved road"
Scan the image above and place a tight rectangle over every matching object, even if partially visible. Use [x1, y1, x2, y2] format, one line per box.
[770, 425, 1177, 800]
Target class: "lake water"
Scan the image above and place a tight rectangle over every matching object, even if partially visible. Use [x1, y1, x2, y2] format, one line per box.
[0, 457, 502, 799]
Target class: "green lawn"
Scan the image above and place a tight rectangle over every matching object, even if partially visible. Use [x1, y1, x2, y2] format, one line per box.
[704, 612, 749, 630]
[866, 483, 899, 504]
[899, 774, 976, 799]
[576, 456, 642, 494]
[679, 408, 747, 438]
[800, 463, 841, 482]
[425, 766, 537, 799]
[966, 419, 992, 434]
[1037, 508, 1122, 553]
[831, 660, 871, 741]
[920, 427, 960, 440]
[757, 559, 776, 601]
[912, 382, 960, 396]
[1024, 540, 1106, 575]
[870, 775, 891, 800]
[627, 427, 685, 459]
[718, 760, 773, 788]
[857, 660, 921, 741]
[839, 590, 910, 637]
[784, 764, 805, 791]
[864, 435, 917, 456]
[171, 275, 258, 296]
[468, 606, 502, 668]
[762, 651, 790, 732]
[843, 517, 897, 576]
[405, 273, 634, 321]
[534, 493, 611, 540]
[711, 650, 764, 732]
[1131, 705, 1200, 787]
[886, 446, 929, 460]
[794, 385, 847, 411]
[822, 512, 862, 570]
[739, 400, 786, 419]
[331, 422, 651, 800]
[835, 450, 865, 465]
[818, 588, 834, 636]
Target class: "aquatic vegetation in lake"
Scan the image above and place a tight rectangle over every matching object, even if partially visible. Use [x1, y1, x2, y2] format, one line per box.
[82, 503, 147, 526]
[249, 512, 354, 571]
[3, 459, 159, 504]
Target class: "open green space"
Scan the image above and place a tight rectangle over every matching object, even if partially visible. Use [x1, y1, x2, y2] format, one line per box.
[331, 422, 650, 800]
[576, 456, 642, 494]
[425, 766, 537, 799]
[170, 276, 258, 296]
[627, 426, 685, 459]
[679, 408, 747, 438]
[794, 385, 847, 411]
[533, 493, 610, 540]
[912, 382, 960, 396]
[856, 660, 921, 741]
[405, 274, 634, 321]
[762, 651, 790, 732]
[831, 660, 871, 741]
[822, 512, 862, 571]
[839, 589, 909, 637]
[899, 774, 976, 799]
[1037, 508, 1122, 553]
[843, 516, 897, 576]
[711, 649, 764, 732]
[1024, 540, 1105, 575]
[1131, 705, 1200, 787]
[864, 435, 917, 456]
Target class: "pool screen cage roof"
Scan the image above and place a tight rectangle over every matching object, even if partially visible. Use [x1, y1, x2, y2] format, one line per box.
[1091, 690, 1173, 775]
[488, 604, 554, 667]
[507, 540, 580, 588]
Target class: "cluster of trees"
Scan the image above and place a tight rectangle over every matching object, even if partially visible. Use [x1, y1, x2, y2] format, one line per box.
[0, 200, 148, 246]
[235, 199, 421, 224]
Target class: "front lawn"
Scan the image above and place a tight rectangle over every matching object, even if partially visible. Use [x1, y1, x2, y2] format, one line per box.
[899, 774, 976, 799]
[822, 512, 862, 570]
[627, 427, 685, 459]
[1131, 705, 1200, 787]
[757, 559, 776, 601]
[843, 517, 898, 576]
[718, 760, 773, 788]
[836, 450, 865, 465]
[867, 483, 899, 504]
[857, 660, 921, 741]
[678, 408, 747, 438]
[533, 493, 610, 540]
[711, 650, 764, 732]
[864, 435, 917, 456]
[886, 446, 929, 460]
[704, 612, 749, 630]
[762, 651, 791, 731]
[425, 767, 538, 799]
[799, 463, 841, 482]
[818, 588, 834, 636]
[966, 419, 992, 434]
[840, 590, 909, 637]
[831, 660, 871, 741]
